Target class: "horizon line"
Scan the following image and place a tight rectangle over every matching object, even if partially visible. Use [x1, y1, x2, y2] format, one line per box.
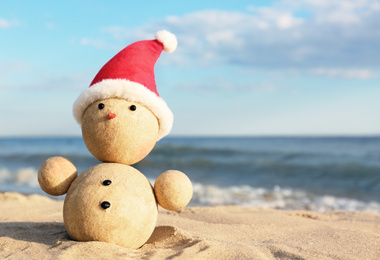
[0, 134, 379, 139]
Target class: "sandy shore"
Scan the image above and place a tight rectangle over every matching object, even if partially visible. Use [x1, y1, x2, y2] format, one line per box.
[0, 192, 379, 259]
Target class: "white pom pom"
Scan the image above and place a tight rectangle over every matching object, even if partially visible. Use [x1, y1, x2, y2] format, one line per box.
[155, 30, 178, 53]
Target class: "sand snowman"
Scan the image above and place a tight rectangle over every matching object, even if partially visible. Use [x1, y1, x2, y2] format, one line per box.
[38, 31, 193, 249]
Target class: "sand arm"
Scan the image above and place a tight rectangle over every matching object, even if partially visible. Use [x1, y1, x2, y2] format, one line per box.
[38, 157, 78, 196]
[154, 170, 193, 210]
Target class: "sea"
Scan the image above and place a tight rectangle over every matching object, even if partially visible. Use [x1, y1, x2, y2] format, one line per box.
[0, 136, 379, 213]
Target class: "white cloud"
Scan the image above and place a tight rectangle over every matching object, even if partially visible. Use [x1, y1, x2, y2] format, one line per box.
[0, 18, 19, 28]
[180, 80, 278, 93]
[309, 68, 378, 79]
[0, 64, 92, 91]
[247, 6, 304, 29]
[37, 72, 92, 91]
[0, 61, 31, 72]
[79, 37, 115, 50]
[44, 22, 56, 30]
[96, 0, 380, 79]
[0, 18, 11, 28]
[174, 73, 281, 93]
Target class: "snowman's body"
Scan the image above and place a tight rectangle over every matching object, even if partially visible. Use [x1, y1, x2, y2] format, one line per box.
[63, 163, 157, 249]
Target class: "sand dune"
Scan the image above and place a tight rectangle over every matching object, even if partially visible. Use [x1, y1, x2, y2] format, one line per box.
[0, 192, 379, 259]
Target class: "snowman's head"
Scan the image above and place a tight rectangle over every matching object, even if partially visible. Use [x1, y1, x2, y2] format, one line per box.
[81, 98, 159, 165]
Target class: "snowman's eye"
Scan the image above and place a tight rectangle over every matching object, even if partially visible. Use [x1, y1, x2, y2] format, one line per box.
[101, 201, 111, 209]
[129, 105, 136, 111]
[98, 103, 105, 109]
[102, 180, 112, 186]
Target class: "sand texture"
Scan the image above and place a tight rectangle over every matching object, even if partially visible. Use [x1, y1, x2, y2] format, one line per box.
[0, 192, 379, 259]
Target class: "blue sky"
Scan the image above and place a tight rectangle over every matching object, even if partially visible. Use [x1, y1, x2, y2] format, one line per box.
[0, 0, 379, 137]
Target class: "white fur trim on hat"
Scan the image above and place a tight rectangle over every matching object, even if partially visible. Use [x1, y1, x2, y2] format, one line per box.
[156, 30, 177, 53]
[73, 79, 173, 140]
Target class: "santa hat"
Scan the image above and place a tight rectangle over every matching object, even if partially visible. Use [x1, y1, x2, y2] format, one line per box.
[73, 30, 177, 140]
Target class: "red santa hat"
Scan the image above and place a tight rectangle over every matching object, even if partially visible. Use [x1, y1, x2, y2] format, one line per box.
[73, 30, 177, 140]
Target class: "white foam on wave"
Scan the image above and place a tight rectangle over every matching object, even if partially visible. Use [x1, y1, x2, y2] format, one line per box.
[0, 167, 39, 188]
[190, 183, 380, 213]
[1, 170, 379, 213]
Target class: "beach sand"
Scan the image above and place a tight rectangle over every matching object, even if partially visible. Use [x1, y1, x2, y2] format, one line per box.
[0, 192, 379, 259]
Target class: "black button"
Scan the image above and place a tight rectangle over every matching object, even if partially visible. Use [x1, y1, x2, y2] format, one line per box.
[101, 201, 111, 209]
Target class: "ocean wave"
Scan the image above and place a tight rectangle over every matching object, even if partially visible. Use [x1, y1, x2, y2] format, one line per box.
[189, 183, 380, 213]
[0, 167, 39, 188]
[138, 151, 380, 200]
[0, 167, 378, 213]
[1, 137, 379, 212]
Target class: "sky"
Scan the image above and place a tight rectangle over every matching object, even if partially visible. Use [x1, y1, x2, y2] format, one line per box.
[0, 0, 379, 137]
